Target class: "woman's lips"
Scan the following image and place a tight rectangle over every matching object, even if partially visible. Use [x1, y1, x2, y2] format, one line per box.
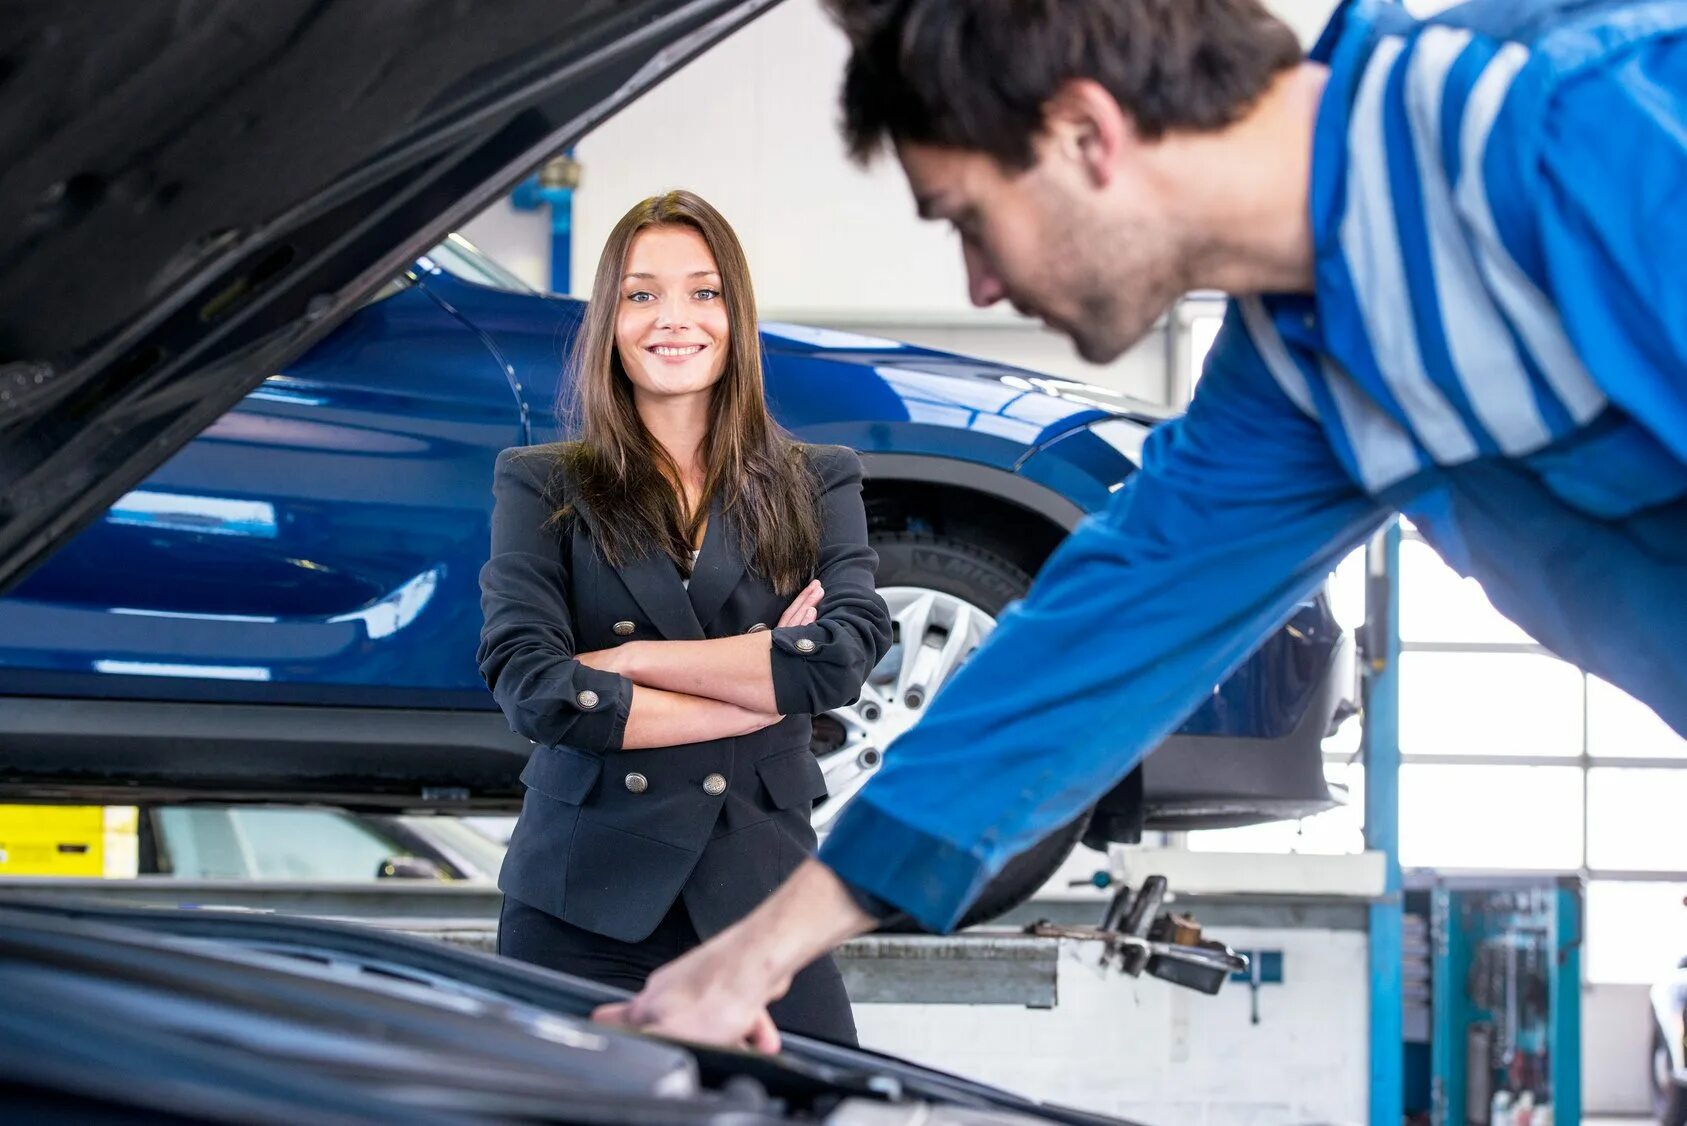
[648, 343, 705, 359]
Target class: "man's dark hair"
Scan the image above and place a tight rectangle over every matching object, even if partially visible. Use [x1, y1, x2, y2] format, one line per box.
[826, 0, 1304, 169]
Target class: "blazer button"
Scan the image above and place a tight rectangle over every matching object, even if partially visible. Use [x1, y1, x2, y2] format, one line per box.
[746, 623, 769, 634]
[624, 772, 648, 794]
[702, 773, 727, 796]
[795, 638, 816, 654]
[576, 689, 600, 709]
[613, 621, 635, 636]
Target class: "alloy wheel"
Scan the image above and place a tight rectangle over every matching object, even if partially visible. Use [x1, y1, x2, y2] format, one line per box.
[812, 586, 997, 836]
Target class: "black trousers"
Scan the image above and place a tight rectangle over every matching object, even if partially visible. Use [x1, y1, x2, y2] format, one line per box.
[497, 893, 858, 1046]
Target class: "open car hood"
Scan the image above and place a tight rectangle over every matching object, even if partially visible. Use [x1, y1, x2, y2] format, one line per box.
[0, 0, 777, 595]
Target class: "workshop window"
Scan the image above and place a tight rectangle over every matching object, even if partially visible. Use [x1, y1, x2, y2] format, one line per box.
[1397, 764, 1584, 871]
[1398, 539, 1534, 645]
[1585, 880, 1687, 984]
[1586, 769, 1687, 872]
[1587, 677, 1687, 759]
[1399, 653, 1584, 758]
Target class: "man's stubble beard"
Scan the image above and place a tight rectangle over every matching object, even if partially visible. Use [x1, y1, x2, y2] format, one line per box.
[1062, 212, 1187, 366]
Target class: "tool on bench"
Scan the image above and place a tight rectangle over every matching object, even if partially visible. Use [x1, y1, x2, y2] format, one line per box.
[1025, 874, 1248, 995]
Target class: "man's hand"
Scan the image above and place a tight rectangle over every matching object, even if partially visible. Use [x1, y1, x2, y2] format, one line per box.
[593, 859, 876, 1052]
[594, 933, 787, 1052]
[778, 580, 824, 628]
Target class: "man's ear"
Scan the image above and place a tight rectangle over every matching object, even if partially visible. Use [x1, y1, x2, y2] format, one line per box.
[1042, 78, 1135, 188]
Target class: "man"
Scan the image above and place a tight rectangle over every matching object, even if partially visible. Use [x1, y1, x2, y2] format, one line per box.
[596, 0, 1687, 1050]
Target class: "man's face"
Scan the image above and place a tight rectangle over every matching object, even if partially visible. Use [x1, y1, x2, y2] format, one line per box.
[896, 137, 1184, 364]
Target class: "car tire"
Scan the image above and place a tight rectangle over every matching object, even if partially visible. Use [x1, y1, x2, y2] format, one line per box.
[870, 532, 1034, 619]
[815, 532, 1088, 931]
[1658, 1026, 1687, 1126]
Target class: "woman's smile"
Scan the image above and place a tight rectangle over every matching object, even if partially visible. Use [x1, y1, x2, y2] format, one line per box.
[648, 342, 707, 361]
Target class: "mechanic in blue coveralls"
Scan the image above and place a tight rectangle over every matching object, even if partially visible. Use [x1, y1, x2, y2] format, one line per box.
[595, 0, 1687, 1050]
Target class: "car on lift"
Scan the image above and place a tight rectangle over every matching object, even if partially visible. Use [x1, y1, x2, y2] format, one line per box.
[0, 230, 1354, 922]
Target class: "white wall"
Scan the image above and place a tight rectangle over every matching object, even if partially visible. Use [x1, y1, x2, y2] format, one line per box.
[855, 927, 1370, 1126]
[458, 201, 552, 293]
[571, 0, 968, 322]
[1271, 0, 1344, 42]
[1582, 983, 1656, 1116]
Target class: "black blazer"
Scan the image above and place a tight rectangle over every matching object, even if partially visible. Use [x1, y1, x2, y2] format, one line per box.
[478, 442, 892, 943]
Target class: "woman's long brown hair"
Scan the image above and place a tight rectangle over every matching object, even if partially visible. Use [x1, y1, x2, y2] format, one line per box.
[552, 190, 820, 595]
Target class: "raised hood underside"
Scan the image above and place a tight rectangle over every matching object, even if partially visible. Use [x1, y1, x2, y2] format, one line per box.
[0, 0, 775, 595]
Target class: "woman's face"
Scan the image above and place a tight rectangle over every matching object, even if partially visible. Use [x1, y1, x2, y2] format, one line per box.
[614, 225, 730, 402]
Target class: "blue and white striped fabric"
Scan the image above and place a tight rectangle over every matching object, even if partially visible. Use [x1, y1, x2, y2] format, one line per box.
[820, 0, 1687, 933]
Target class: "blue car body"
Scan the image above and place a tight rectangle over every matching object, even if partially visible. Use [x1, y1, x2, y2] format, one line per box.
[0, 244, 1347, 818]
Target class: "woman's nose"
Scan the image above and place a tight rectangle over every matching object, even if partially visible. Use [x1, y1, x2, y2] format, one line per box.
[656, 292, 689, 329]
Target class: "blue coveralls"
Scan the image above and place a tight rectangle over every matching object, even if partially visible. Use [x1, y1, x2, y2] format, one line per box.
[819, 0, 1687, 933]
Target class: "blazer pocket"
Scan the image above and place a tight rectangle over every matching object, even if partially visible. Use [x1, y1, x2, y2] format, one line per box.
[755, 747, 829, 811]
[519, 745, 603, 805]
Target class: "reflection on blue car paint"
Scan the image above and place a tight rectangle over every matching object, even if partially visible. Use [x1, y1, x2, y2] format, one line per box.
[107, 492, 280, 539]
[0, 236, 1338, 747]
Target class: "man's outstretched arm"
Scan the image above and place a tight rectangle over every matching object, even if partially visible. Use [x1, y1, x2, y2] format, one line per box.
[599, 304, 1388, 1046]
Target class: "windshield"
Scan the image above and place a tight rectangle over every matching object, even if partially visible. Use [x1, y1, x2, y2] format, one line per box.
[416, 232, 536, 295]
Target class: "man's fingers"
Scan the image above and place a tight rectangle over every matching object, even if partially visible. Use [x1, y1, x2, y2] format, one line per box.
[592, 1001, 633, 1026]
[745, 1010, 782, 1055]
[593, 998, 778, 1056]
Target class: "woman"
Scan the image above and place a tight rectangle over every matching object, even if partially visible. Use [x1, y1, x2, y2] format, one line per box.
[477, 190, 891, 1046]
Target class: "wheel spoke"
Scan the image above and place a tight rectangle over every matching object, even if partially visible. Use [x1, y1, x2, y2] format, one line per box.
[815, 584, 999, 840]
[812, 759, 879, 831]
[927, 601, 978, 696]
[835, 681, 888, 737]
[891, 592, 936, 702]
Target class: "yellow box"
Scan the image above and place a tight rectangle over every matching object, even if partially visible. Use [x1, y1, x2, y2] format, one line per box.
[0, 805, 139, 878]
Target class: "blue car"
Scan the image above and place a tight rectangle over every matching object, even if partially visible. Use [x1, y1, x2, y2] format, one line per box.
[0, 234, 1352, 922]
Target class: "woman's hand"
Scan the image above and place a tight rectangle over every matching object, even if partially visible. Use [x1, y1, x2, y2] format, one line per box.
[778, 580, 824, 629]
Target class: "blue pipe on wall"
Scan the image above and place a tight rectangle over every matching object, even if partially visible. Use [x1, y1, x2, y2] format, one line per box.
[510, 151, 579, 295]
[1365, 522, 1404, 1126]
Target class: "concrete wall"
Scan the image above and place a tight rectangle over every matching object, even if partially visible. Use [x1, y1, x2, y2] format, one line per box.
[854, 926, 1369, 1126]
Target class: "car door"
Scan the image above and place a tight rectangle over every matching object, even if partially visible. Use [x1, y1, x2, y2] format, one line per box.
[0, 272, 523, 708]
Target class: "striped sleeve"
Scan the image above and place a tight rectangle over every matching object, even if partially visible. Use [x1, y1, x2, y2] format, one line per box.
[1323, 22, 1607, 477]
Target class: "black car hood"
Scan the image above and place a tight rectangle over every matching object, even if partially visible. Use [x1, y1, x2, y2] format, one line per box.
[0, 0, 777, 595]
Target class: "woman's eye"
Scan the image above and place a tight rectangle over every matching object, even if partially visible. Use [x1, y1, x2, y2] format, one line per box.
[626, 291, 654, 303]
[694, 288, 720, 300]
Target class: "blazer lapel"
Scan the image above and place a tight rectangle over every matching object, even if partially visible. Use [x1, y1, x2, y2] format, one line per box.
[568, 489, 705, 642]
[686, 492, 747, 634]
